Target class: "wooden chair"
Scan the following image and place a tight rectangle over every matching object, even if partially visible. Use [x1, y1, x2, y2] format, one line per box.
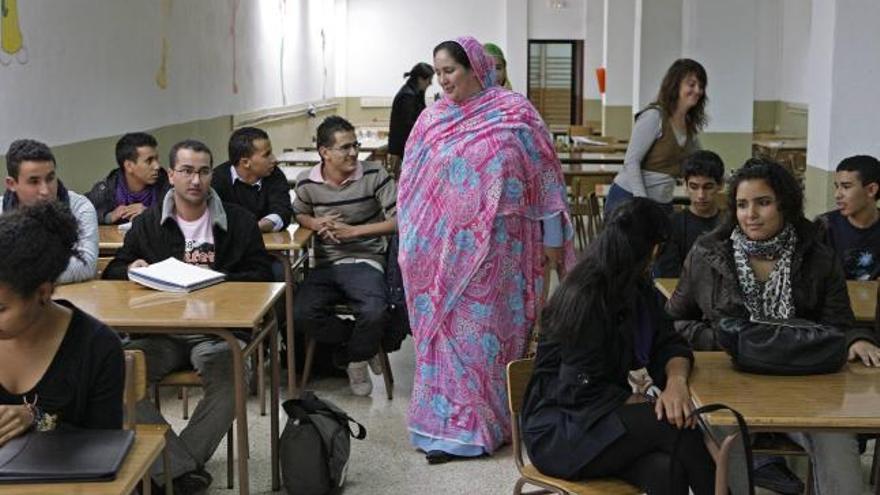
[124, 350, 173, 495]
[569, 177, 608, 249]
[751, 434, 813, 495]
[300, 304, 395, 400]
[154, 370, 235, 489]
[506, 359, 640, 494]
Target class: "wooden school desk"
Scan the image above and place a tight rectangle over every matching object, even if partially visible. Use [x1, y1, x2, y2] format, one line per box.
[0, 425, 167, 495]
[654, 278, 879, 323]
[690, 352, 880, 495]
[99, 224, 314, 399]
[595, 183, 689, 203]
[55, 281, 285, 495]
[556, 152, 625, 165]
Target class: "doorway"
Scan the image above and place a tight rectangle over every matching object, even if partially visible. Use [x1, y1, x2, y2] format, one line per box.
[527, 40, 584, 126]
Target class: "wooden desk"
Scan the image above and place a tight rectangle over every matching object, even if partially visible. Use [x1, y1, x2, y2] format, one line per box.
[98, 224, 314, 399]
[557, 152, 625, 165]
[263, 226, 314, 398]
[691, 352, 880, 432]
[276, 150, 371, 164]
[654, 278, 878, 322]
[0, 425, 166, 495]
[596, 183, 689, 203]
[55, 281, 285, 495]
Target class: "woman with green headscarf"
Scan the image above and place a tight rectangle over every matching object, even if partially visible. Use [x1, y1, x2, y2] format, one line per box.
[483, 42, 512, 90]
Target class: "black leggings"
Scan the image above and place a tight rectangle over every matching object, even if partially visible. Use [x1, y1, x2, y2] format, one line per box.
[580, 402, 717, 495]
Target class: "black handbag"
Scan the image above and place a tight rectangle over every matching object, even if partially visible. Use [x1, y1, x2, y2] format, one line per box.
[716, 317, 847, 375]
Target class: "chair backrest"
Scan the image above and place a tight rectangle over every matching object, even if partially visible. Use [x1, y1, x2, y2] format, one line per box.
[507, 358, 535, 414]
[123, 350, 147, 430]
[507, 358, 535, 469]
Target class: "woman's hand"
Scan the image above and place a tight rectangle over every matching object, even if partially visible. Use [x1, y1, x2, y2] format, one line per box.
[543, 246, 565, 279]
[0, 405, 34, 447]
[848, 339, 880, 367]
[655, 376, 695, 429]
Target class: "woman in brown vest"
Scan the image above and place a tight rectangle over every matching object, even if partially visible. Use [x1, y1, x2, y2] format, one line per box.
[604, 59, 708, 216]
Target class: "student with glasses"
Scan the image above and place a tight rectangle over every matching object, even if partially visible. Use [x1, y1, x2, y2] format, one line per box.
[292, 115, 398, 397]
[103, 139, 274, 494]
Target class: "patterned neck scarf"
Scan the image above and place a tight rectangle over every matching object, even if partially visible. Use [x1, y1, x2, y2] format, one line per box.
[731, 222, 797, 320]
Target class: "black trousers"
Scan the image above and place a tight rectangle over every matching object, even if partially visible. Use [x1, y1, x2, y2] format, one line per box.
[580, 402, 717, 495]
[293, 262, 389, 363]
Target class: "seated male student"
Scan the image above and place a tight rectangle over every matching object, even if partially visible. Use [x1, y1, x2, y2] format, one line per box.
[292, 116, 397, 396]
[815, 155, 880, 280]
[86, 132, 169, 224]
[211, 126, 292, 232]
[1, 138, 98, 283]
[653, 150, 724, 278]
[103, 139, 273, 494]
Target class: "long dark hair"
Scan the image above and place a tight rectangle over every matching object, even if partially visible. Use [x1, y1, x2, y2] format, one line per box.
[721, 157, 804, 233]
[404, 62, 434, 91]
[653, 58, 708, 136]
[543, 198, 671, 346]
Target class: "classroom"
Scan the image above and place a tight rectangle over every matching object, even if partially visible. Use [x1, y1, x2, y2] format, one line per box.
[0, 1, 879, 495]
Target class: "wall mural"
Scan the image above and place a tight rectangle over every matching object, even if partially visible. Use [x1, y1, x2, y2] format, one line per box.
[1, 0, 28, 66]
[155, 0, 171, 89]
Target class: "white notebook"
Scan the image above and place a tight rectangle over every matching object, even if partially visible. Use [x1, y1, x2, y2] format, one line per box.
[128, 257, 225, 293]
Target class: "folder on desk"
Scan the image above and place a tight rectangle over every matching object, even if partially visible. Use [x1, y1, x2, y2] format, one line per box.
[0, 429, 135, 483]
[129, 257, 225, 292]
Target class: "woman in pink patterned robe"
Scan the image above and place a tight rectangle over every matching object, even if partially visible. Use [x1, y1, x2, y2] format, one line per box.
[397, 35, 575, 463]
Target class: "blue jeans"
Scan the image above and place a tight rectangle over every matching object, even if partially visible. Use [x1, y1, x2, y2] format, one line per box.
[293, 262, 389, 363]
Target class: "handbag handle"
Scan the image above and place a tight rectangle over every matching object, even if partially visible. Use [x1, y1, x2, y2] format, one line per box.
[670, 403, 755, 495]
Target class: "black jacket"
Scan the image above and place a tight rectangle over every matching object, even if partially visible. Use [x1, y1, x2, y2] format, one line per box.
[102, 190, 273, 283]
[211, 161, 293, 230]
[85, 168, 170, 225]
[521, 282, 693, 480]
[666, 217, 878, 350]
[388, 83, 426, 157]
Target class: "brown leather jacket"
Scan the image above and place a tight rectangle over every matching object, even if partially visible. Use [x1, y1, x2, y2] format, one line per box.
[665, 217, 878, 350]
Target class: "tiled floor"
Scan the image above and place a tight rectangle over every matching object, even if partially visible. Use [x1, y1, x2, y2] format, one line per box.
[164, 339, 878, 495]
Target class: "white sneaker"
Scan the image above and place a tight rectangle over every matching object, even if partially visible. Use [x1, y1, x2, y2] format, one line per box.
[367, 353, 383, 375]
[347, 361, 372, 396]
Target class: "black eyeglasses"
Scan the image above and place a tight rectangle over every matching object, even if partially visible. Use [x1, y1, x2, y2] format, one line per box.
[174, 167, 213, 178]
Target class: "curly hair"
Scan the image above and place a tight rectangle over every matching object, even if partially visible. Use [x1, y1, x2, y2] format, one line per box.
[0, 201, 80, 296]
[653, 58, 708, 136]
[724, 157, 804, 228]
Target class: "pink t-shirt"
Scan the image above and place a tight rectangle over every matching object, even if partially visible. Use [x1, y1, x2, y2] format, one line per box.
[176, 209, 215, 266]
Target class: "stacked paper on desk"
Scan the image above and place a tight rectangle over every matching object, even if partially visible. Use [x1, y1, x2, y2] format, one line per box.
[129, 257, 225, 293]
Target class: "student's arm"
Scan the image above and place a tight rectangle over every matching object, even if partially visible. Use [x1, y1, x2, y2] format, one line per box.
[819, 254, 880, 365]
[665, 248, 721, 350]
[325, 168, 399, 241]
[85, 181, 114, 225]
[57, 197, 99, 284]
[83, 327, 125, 429]
[618, 109, 663, 198]
[559, 325, 632, 408]
[102, 214, 149, 280]
[261, 168, 293, 232]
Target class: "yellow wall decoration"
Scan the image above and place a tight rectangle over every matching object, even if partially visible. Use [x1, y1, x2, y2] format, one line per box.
[1, 0, 28, 65]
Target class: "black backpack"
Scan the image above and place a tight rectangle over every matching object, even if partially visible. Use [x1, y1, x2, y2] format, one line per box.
[280, 392, 367, 495]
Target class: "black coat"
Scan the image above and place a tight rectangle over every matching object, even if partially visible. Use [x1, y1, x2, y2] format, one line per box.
[521, 282, 693, 480]
[102, 197, 273, 283]
[85, 168, 170, 225]
[388, 83, 426, 157]
[211, 162, 293, 230]
[666, 217, 878, 350]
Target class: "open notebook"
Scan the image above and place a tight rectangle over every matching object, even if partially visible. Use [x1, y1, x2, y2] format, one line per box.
[128, 257, 225, 293]
[0, 429, 134, 483]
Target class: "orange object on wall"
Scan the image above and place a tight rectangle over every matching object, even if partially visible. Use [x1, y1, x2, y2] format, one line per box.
[595, 67, 606, 94]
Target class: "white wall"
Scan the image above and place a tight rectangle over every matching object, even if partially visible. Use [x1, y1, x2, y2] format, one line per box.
[779, 0, 811, 104]
[602, 0, 635, 107]
[342, 0, 506, 97]
[584, 0, 604, 100]
[528, 0, 587, 39]
[0, 0, 334, 151]
[753, 0, 782, 101]
[682, 0, 756, 133]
